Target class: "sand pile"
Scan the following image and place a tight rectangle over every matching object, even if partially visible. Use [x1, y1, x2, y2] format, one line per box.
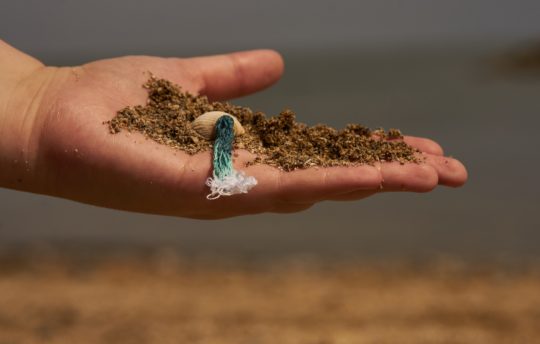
[108, 77, 420, 171]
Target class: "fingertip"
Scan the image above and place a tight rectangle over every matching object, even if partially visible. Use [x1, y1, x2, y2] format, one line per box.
[234, 48, 285, 90]
[423, 154, 468, 187]
[442, 157, 468, 187]
[252, 49, 285, 75]
[455, 159, 468, 187]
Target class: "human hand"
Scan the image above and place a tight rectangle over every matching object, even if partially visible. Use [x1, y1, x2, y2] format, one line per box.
[0, 40, 467, 219]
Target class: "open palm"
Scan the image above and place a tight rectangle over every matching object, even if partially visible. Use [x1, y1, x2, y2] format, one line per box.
[13, 49, 466, 219]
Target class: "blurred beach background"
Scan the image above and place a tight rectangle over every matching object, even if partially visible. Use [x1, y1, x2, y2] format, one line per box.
[1, 1, 540, 342]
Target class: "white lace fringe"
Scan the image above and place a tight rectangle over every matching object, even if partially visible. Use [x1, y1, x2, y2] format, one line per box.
[206, 170, 257, 200]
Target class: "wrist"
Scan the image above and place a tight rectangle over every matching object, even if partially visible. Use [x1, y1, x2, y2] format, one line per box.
[0, 40, 49, 190]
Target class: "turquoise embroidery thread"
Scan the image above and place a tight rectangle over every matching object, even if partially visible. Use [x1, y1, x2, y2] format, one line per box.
[212, 116, 235, 180]
[206, 115, 257, 199]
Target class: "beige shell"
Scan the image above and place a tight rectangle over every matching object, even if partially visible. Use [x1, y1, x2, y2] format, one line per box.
[192, 111, 245, 140]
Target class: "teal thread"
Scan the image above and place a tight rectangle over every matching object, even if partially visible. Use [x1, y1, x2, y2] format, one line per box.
[212, 116, 235, 180]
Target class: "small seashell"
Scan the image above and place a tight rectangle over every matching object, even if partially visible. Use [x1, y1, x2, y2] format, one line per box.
[192, 111, 245, 140]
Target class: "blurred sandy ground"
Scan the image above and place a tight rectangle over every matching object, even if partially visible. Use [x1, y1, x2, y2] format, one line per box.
[0, 248, 539, 344]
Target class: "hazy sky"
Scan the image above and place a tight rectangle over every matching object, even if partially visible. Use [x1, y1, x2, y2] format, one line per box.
[2, 0, 540, 61]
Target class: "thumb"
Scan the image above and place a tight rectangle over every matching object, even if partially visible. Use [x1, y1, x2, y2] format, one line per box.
[180, 49, 284, 101]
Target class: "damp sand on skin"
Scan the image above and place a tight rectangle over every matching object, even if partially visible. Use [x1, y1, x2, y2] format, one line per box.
[107, 77, 421, 171]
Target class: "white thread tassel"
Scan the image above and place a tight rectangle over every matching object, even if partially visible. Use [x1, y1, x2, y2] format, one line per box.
[194, 113, 257, 200]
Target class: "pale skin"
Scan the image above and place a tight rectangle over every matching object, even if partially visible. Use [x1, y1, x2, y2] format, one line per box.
[0, 40, 467, 219]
